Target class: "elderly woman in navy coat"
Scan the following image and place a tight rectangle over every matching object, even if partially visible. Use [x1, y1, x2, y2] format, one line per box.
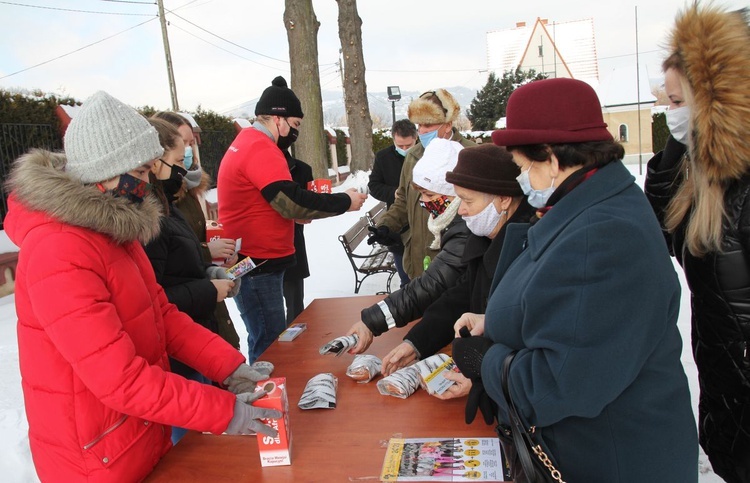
[453, 78, 698, 482]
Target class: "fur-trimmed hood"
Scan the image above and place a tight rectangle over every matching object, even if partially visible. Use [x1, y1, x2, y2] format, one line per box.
[670, 4, 750, 183]
[5, 149, 162, 245]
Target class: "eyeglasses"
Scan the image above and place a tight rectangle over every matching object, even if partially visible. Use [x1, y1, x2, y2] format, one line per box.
[420, 91, 448, 116]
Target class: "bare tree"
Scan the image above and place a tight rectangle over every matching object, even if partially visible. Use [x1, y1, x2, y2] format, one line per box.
[284, 0, 329, 179]
[336, 0, 374, 172]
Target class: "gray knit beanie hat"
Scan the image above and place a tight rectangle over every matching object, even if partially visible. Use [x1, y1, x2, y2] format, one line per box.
[64, 91, 164, 183]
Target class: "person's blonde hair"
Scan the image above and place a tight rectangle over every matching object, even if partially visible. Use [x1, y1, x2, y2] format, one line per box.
[662, 54, 726, 257]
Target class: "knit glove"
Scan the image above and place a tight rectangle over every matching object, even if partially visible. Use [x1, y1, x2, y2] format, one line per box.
[452, 332, 497, 425]
[367, 225, 402, 247]
[223, 362, 274, 395]
[206, 265, 241, 298]
[224, 392, 282, 436]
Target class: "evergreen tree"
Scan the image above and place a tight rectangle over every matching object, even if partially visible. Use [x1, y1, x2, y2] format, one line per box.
[466, 68, 547, 130]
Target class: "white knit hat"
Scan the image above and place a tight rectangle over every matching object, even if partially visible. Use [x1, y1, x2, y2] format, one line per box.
[64, 91, 164, 183]
[412, 138, 464, 196]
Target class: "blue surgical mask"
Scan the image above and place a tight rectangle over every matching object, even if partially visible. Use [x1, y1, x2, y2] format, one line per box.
[395, 146, 407, 157]
[418, 129, 439, 149]
[183, 145, 194, 170]
[516, 165, 555, 209]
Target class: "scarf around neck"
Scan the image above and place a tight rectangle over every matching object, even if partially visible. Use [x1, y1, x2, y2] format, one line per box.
[427, 198, 461, 249]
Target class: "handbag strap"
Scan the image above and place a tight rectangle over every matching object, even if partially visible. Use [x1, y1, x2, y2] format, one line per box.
[501, 352, 565, 483]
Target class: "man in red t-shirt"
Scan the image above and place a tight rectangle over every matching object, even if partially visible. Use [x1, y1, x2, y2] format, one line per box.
[218, 76, 367, 362]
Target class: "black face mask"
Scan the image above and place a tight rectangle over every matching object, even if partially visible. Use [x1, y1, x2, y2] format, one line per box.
[277, 118, 299, 151]
[156, 159, 187, 203]
[109, 173, 152, 204]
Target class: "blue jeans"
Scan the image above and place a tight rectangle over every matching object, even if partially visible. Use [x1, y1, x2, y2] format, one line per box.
[393, 251, 410, 288]
[171, 369, 209, 445]
[234, 270, 286, 363]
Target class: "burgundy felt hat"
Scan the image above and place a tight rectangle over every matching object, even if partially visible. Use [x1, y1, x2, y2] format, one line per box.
[491, 78, 612, 147]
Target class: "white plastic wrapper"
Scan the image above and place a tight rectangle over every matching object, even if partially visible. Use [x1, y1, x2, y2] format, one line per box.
[414, 353, 456, 395]
[376, 365, 421, 399]
[319, 334, 358, 356]
[345, 354, 382, 383]
[298, 373, 338, 410]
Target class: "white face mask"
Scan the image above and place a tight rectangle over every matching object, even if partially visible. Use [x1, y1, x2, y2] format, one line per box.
[463, 199, 506, 237]
[666, 106, 690, 145]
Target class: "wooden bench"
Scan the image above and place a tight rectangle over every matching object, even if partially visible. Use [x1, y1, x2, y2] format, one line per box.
[338, 211, 396, 294]
[365, 200, 388, 225]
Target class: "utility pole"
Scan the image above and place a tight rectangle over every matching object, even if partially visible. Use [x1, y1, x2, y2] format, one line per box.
[157, 0, 179, 111]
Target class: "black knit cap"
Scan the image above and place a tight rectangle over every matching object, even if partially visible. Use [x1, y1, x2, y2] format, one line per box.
[446, 144, 523, 196]
[255, 76, 304, 118]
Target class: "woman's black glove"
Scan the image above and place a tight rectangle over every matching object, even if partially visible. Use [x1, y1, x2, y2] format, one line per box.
[452, 333, 497, 425]
[367, 225, 402, 247]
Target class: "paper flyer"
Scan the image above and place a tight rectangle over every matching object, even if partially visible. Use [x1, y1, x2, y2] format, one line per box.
[225, 257, 266, 280]
[380, 437, 506, 482]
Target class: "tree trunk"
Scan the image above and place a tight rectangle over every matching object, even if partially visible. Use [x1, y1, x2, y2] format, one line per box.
[284, 0, 329, 179]
[336, 0, 374, 172]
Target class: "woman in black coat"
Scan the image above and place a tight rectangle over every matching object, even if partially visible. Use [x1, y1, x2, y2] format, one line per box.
[377, 145, 534, 381]
[347, 139, 469, 352]
[644, 6, 750, 481]
[143, 119, 239, 443]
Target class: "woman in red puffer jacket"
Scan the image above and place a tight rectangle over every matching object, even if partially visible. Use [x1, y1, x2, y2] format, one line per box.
[5, 91, 278, 483]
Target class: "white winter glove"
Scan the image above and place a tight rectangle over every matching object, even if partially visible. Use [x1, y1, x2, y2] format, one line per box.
[223, 362, 275, 394]
[224, 392, 282, 436]
[206, 265, 241, 298]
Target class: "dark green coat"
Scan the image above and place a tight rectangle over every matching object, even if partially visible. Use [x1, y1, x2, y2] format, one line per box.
[483, 161, 698, 481]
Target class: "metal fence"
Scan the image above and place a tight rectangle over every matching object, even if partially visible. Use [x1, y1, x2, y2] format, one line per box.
[0, 125, 237, 227]
[0, 123, 62, 228]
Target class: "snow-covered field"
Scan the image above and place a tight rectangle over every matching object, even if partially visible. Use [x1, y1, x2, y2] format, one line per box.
[0, 167, 723, 481]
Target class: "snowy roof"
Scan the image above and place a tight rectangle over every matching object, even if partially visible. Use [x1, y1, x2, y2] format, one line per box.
[58, 104, 81, 118]
[233, 118, 252, 128]
[487, 18, 599, 85]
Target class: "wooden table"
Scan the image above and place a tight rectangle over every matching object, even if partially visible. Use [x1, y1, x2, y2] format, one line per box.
[146, 295, 498, 482]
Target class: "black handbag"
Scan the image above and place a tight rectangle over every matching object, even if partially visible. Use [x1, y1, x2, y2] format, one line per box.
[497, 352, 565, 483]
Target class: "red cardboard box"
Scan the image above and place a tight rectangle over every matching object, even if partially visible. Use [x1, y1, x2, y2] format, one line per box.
[307, 179, 332, 194]
[252, 377, 292, 466]
[205, 220, 225, 265]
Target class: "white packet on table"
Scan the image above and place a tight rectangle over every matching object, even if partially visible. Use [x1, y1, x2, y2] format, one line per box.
[376, 365, 420, 399]
[319, 334, 358, 356]
[346, 354, 382, 383]
[298, 373, 338, 410]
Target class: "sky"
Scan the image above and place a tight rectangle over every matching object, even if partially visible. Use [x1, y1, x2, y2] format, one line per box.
[0, 167, 726, 481]
[0, 0, 747, 116]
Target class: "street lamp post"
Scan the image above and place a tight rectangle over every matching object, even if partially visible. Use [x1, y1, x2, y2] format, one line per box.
[387, 86, 401, 126]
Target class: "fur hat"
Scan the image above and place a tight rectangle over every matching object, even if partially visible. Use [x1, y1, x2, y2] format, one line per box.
[412, 138, 464, 196]
[64, 91, 164, 183]
[669, 5, 750, 183]
[408, 89, 460, 125]
[491, 78, 612, 147]
[255, 76, 304, 118]
[446, 144, 523, 197]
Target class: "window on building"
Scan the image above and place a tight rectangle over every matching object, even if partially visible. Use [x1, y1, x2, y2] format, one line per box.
[619, 124, 629, 142]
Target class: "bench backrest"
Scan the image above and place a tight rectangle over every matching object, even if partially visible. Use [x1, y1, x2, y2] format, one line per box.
[339, 216, 370, 253]
[365, 201, 387, 226]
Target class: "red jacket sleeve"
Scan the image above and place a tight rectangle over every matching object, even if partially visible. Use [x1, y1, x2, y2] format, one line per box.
[26, 232, 237, 434]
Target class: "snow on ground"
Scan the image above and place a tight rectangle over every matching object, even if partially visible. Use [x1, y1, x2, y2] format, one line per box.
[0, 165, 723, 481]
